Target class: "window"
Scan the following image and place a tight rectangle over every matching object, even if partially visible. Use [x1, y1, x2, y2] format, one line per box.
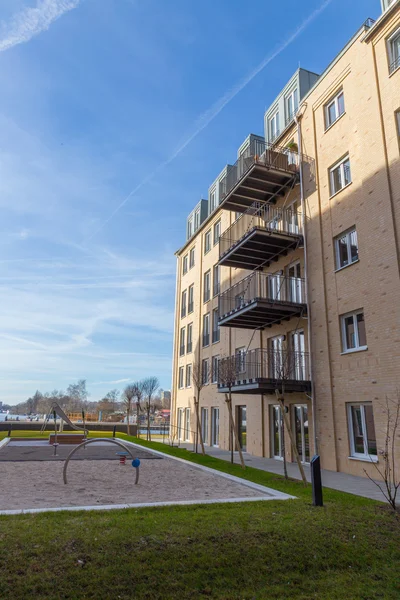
[204, 230, 211, 254]
[181, 290, 187, 318]
[211, 355, 219, 383]
[212, 308, 220, 343]
[209, 189, 217, 213]
[269, 111, 280, 142]
[182, 254, 188, 275]
[348, 403, 377, 460]
[194, 209, 200, 232]
[234, 211, 242, 221]
[178, 367, 184, 389]
[396, 110, 400, 148]
[213, 219, 221, 245]
[325, 90, 345, 128]
[329, 156, 351, 195]
[203, 270, 211, 302]
[213, 265, 220, 297]
[335, 228, 359, 269]
[187, 322, 193, 353]
[185, 364, 192, 388]
[202, 313, 210, 347]
[177, 408, 183, 440]
[188, 284, 194, 313]
[211, 407, 220, 446]
[388, 28, 400, 74]
[179, 327, 186, 356]
[201, 358, 209, 385]
[187, 217, 193, 240]
[189, 248, 195, 269]
[235, 347, 246, 374]
[201, 408, 209, 445]
[184, 408, 191, 441]
[286, 88, 298, 125]
[341, 310, 367, 352]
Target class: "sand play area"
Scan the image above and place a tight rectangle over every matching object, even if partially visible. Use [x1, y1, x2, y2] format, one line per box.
[0, 438, 293, 513]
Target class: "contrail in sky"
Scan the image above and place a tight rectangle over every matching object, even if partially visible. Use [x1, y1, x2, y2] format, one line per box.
[0, 0, 80, 53]
[85, 0, 335, 242]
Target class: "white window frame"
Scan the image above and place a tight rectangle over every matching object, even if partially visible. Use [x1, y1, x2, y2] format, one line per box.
[269, 111, 279, 142]
[347, 403, 377, 461]
[194, 209, 200, 232]
[213, 219, 221, 246]
[212, 308, 220, 344]
[396, 109, 400, 149]
[178, 367, 184, 389]
[334, 227, 359, 270]
[187, 322, 193, 353]
[211, 407, 220, 447]
[325, 89, 345, 129]
[209, 188, 217, 213]
[201, 358, 209, 385]
[211, 355, 219, 384]
[201, 407, 209, 445]
[188, 285, 194, 314]
[179, 327, 186, 356]
[203, 270, 211, 303]
[329, 155, 351, 196]
[285, 88, 298, 125]
[204, 230, 211, 254]
[185, 364, 192, 388]
[388, 27, 400, 74]
[235, 347, 246, 374]
[202, 313, 210, 347]
[184, 408, 191, 441]
[189, 247, 195, 269]
[182, 255, 188, 275]
[181, 290, 187, 318]
[177, 408, 184, 441]
[213, 265, 220, 297]
[340, 309, 367, 353]
[187, 217, 193, 240]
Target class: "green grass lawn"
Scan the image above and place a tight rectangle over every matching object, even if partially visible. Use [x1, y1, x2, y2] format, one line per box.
[0, 435, 399, 599]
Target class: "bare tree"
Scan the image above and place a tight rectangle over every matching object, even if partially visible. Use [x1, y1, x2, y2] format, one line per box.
[104, 389, 120, 411]
[132, 380, 145, 438]
[142, 377, 159, 441]
[364, 393, 400, 511]
[218, 355, 245, 469]
[121, 384, 136, 436]
[271, 347, 307, 485]
[191, 360, 206, 456]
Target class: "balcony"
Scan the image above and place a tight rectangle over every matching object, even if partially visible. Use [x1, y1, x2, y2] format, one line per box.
[219, 272, 307, 329]
[217, 349, 311, 395]
[218, 142, 304, 212]
[219, 204, 303, 270]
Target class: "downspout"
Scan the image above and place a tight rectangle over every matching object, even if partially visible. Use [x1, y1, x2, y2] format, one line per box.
[295, 111, 318, 456]
[171, 255, 181, 440]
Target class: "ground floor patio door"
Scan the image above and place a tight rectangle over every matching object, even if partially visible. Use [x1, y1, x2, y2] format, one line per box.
[293, 405, 310, 463]
[271, 405, 284, 459]
[211, 407, 219, 447]
[237, 406, 247, 452]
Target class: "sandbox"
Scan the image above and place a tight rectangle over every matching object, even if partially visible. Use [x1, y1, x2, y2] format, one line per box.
[0, 438, 294, 513]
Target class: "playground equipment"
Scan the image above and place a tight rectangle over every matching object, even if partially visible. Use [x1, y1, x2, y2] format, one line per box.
[63, 438, 140, 484]
[116, 452, 129, 465]
[41, 403, 89, 437]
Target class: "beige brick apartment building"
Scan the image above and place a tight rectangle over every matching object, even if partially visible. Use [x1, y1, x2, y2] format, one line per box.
[171, 0, 400, 479]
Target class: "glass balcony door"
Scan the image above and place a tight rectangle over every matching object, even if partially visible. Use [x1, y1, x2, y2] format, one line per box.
[287, 262, 302, 303]
[271, 405, 284, 460]
[291, 330, 306, 380]
[293, 405, 310, 463]
[237, 406, 247, 452]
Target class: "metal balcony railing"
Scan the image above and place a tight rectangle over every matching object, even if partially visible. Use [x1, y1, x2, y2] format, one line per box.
[218, 140, 301, 204]
[219, 203, 303, 260]
[179, 345, 185, 357]
[218, 348, 310, 387]
[212, 329, 220, 344]
[188, 301, 194, 314]
[202, 333, 210, 347]
[187, 341, 192, 353]
[181, 305, 186, 318]
[390, 55, 400, 75]
[219, 273, 306, 319]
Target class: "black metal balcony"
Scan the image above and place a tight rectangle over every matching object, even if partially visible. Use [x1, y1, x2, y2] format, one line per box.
[217, 349, 311, 395]
[218, 141, 304, 212]
[219, 203, 303, 270]
[219, 272, 306, 329]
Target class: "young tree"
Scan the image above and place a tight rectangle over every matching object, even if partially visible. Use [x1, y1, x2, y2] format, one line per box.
[191, 359, 207, 456]
[121, 384, 136, 436]
[104, 389, 120, 411]
[142, 377, 159, 441]
[66, 379, 89, 411]
[364, 393, 400, 511]
[218, 355, 245, 469]
[271, 346, 307, 485]
[132, 380, 145, 438]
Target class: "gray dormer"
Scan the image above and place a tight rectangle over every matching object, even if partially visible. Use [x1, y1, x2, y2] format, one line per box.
[208, 165, 235, 217]
[186, 199, 208, 241]
[264, 68, 319, 144]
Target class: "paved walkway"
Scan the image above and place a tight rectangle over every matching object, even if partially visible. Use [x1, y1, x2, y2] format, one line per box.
[179, 444, 385, 502]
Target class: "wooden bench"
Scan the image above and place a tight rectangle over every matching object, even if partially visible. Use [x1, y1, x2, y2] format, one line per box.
[49, 433, 86, 445]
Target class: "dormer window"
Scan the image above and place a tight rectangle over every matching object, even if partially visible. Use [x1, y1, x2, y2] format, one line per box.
[269, 111, 280, 142]
[285, 89, 298, 126]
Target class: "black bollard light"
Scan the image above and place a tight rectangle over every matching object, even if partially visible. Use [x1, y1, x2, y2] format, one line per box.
[112, 425, 116, 438]
[311, 455, 323, 507]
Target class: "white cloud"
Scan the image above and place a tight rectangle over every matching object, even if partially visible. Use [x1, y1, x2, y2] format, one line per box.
[0, 0, 81, 53]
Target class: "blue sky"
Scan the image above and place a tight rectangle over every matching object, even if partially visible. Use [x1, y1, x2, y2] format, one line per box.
[0, 0, 381, 405]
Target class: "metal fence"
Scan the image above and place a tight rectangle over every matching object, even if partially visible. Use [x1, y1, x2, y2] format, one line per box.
[218, 348, 310, 385]
[219, 203, 303, 258]
[219, 272, 306, 318]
